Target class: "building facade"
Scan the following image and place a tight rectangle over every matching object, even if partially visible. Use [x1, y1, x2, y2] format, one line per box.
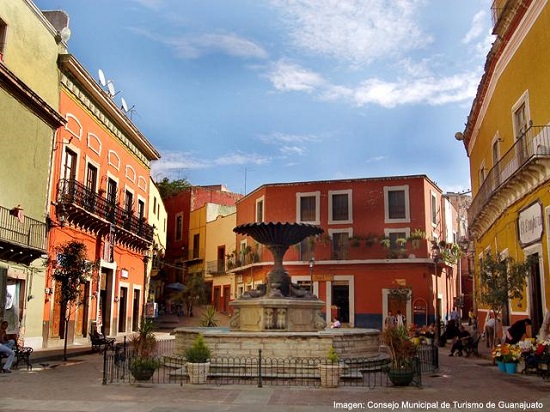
[44, 53, 160, 346]
[459, 0, 549, 333]
[0, 0, 65, 348]
[232, 176, 460, 330]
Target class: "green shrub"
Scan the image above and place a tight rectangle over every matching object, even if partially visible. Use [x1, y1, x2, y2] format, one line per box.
[185, 334, 211, 363]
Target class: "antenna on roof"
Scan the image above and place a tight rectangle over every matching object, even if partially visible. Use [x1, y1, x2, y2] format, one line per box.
[120, 97, 136, 119]
[97, 68, 120, 97]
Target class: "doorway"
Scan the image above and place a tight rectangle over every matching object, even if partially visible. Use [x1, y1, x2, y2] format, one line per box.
[132, 289, 140, 331]
[332, 282, 349, 323]
[528, 253, 543, 333]
[118, 286, 127, 333]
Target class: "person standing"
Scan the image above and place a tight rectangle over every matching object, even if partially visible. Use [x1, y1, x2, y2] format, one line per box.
[384, 310, 396, 329]
[395, 310, 406, 328]
[484, 312, 497, 348]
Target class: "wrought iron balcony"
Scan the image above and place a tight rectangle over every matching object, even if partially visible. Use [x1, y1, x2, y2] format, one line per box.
[469, 125, 550, 233]
[0, 205, 47, 264]
[57, 179, 154, 249]
[206, 259, 226, 275]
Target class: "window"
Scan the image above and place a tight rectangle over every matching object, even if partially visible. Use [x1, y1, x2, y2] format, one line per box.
[62, 148, 77, 181]
[0, 19, 7, 61]
[296, 191, 320, 224]
[300, 196, 316, 221]
[514, 102, 528, 138]
[384, 186, 410, 223]
[107, 178, 117, 204]
[124, 190, 133, 215]
[255, 197, 264, 222]
[331, 230, 351, 260]
[299, 238, 314, 261]
[86, 163, 98, 192]
[175, 214, 183, 241]
[138, 199, 145, 220]
[431, 192, 438, 226]
[329, 190, 352, 224]
[192, 234, 200, 259]
[388, 231, 407, 249]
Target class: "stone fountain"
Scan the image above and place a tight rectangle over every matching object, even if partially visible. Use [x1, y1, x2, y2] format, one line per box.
[229, 222, 326, 332]
[174, 222, 380, 360]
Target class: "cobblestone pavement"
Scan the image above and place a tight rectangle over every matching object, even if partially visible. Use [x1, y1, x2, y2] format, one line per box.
[0, 343, 549, 412]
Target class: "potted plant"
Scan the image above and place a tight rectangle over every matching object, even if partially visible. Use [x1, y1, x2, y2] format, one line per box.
[501, 343, 521, 374]
[382, 326, 417, 386]
[408, 229, 425, 249]
[319, 346, 343, 388]
[129, 319, 160, 382]
[185, 333, 212, 384]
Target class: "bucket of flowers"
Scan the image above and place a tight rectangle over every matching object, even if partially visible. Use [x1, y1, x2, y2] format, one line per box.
[491, 344, 506, 372]
[501, 343, 521, 374]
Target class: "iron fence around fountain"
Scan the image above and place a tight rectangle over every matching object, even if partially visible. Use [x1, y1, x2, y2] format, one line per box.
[101, 345, 432, 388]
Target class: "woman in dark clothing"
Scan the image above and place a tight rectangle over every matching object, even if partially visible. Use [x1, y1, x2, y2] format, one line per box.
[505, 318, 532, 344]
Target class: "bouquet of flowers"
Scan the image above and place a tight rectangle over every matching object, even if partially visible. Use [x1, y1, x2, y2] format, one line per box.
[518, 339, 535, 354]
[492, 343, 521, 363]
[501, 343, 521, 363]
[534, 339, 549, 359]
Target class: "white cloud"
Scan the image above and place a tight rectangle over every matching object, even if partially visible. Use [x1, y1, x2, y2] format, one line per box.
[462, 10, 487, 44]
[168, 33, 268, 59]
[270, 0, 430, 66]
[130, 0, 164, 10]
[266, 60, 325, 92]
[214, 152, 271, 166]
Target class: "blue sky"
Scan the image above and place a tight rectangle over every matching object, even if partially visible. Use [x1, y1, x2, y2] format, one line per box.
[35, 0, 492, 195]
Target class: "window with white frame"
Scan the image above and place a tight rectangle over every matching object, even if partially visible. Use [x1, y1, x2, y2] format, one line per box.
[329, 190, 352, 224]
[384, 186, 410, 223]
[255, 197, 264, 222]
[297, 191, 320, 223]
[329, 228, 352, 260]
[431, 192, 438, 226]
[513, 101, 529, 139]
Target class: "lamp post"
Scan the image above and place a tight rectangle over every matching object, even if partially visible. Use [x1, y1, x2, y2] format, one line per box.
[432, 244, 441, 342]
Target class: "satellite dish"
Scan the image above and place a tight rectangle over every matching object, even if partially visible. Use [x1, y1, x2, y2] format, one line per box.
[60, 27, 71, 43]
[98, 69, 107, 87]
[121, 97, 129, 112]
[107, 81, 116, 97]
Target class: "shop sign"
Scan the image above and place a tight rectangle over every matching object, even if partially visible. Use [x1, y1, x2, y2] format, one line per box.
[518, 202, 543, 246]
[312, 273, 334, 282]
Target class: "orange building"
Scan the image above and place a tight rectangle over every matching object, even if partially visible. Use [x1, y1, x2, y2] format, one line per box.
[44, 54, 160, 346]
[232, 175, 461, 329]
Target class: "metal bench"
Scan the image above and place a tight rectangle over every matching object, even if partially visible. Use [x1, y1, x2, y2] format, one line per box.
[90, 322, 115, 352]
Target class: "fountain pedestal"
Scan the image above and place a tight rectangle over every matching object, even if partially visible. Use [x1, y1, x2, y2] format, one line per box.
[230, 297, 325, 332]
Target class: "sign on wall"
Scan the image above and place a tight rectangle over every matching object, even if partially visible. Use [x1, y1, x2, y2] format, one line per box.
[518, 201, 544, 246]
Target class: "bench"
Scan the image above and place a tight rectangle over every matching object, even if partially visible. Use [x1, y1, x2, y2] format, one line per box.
[90, 322, 115, 352]
[1, 340, 33, 370]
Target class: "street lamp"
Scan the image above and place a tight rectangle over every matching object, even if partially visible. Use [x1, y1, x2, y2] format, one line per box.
[432, 243, 442, 342]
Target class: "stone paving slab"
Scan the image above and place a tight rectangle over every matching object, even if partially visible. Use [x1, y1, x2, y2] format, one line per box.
[0, 345, 549, 412]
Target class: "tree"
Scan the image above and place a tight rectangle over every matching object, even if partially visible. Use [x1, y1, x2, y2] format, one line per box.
[171, 274, 207, 317]
[155, 177, 191, 199]
[52, 241, 96, 360]
[477, 252, 532, 347]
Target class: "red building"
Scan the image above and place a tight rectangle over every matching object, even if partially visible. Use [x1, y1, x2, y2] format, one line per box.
[45, 54, 159, 345]
[162, 185, 242, 307]
[232, 175, 461, 329]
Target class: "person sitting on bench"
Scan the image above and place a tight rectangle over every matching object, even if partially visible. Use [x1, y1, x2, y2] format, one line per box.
[449, 325, 471, 357]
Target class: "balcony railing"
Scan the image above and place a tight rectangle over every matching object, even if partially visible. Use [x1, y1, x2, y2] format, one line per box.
[57, 179, 154, 243]
[206, 259, 226, 275]
[0, 205, 47, 251]
[469, 125, 550, 225]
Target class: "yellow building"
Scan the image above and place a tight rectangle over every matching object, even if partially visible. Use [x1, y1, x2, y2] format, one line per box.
[459, 0, 549, 334]
[189, 203, 237, 313]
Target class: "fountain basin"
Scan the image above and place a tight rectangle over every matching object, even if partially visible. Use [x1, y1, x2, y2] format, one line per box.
[174, 327, 381, 359]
